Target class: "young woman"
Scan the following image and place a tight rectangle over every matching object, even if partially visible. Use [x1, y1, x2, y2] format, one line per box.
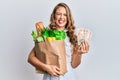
[28, 3, 90, 80]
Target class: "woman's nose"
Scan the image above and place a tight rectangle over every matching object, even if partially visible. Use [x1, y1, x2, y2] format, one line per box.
[60, 14, 64, 18]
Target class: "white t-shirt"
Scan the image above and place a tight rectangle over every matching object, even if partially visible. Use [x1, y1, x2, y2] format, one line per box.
[64, 36, 72, 63]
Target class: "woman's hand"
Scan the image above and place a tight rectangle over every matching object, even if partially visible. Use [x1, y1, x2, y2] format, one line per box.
[71, 41, 90, 68]
[77, 41, 90, 55]
[44, 65, 60, 76]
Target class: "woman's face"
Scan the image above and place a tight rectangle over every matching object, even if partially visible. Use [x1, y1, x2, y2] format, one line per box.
[55, 6, 67, 30]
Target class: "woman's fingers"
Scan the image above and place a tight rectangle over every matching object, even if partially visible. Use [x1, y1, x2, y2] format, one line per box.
[45, 65, 60, 76]
[54, 66, 60, 76]
[84, 41, 90, 52]
[79, 42, 86, 53]
[82, 42, 86, 51]
[55, 66, 60, 71]
[50, 65, 60, 76]
[78, 41, 90, 53]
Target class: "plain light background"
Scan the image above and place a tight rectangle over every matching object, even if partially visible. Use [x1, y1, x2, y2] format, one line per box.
[0, 0, 120, 80]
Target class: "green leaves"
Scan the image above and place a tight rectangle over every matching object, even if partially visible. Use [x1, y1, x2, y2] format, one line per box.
[31, 30, 37, 40]
[31, 28, 67, 42]
[43, 29, 66, 40]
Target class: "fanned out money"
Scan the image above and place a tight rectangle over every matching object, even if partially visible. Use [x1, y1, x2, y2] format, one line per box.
[76, 28, 92, 45]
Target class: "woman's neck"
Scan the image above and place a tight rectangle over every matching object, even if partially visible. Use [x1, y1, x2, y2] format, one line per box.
[55, 26, 65, 30]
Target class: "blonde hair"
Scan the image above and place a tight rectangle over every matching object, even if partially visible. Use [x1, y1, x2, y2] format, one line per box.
[49, 3, 78, 48]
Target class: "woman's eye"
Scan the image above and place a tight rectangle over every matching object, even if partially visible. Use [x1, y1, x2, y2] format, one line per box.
[64, 14, 67, 16]
[56, 13, 61, 15]
[55, 13, 67, 17]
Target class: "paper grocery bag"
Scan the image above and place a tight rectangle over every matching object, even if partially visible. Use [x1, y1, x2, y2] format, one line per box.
[34, 37, 67, 75]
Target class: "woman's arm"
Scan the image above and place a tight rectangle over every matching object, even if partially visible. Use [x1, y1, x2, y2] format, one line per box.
[27, 47, 47, 70]
[28, 47, 60, 76]
[71, 41, 90, 68]
[71, 51, 82, 68]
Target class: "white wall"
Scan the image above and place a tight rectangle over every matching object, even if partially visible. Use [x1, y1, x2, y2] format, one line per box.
[0, 0, 120, 80]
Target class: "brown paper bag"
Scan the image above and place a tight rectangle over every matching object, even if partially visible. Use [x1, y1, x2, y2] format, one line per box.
[34, 37, 67, 75]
